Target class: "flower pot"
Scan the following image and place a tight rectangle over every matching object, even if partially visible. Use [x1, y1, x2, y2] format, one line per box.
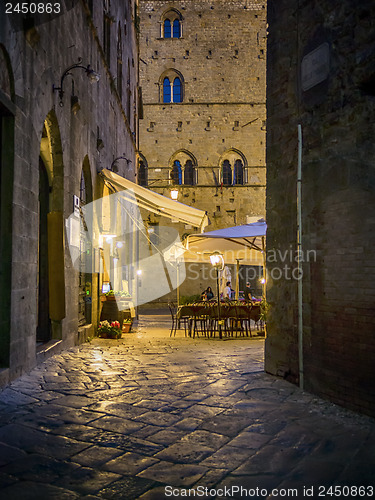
[122, 323, 132, 333]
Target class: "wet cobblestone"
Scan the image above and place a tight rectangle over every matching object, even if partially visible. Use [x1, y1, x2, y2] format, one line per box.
[0, 315, 374, 499]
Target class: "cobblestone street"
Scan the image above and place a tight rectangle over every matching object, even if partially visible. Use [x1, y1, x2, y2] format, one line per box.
[0, 315, 374, 499]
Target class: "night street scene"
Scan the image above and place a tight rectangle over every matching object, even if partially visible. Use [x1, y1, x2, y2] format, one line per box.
[0, 0, 374, 499]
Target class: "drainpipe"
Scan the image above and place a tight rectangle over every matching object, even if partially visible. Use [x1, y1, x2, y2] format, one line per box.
[297, 124, 304, 390]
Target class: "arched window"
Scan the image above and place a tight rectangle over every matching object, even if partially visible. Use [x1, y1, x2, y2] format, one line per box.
[222, 160, 232, 186]
[173, 77, 182, 103]
[171, 160, 182, 185]
[162, 9, 183, 39]
[163, 77, 171, 103]
[161, 71, 184, 103]
[164, 19, 171, 38]
[234, 159, 244, 185]
[184, 160, 195, 185]
[138, 160, 148, 186]
[173, 19, 181, 38]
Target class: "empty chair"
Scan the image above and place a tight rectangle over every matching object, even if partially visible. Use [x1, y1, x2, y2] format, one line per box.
[168, 302, 189, 337]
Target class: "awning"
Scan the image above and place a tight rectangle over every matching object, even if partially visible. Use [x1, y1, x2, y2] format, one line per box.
[100, 169, 209, 231]
[184, 218, 267, 266]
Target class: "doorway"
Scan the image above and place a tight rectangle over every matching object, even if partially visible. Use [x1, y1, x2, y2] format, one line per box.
[36, 157, 51, 343]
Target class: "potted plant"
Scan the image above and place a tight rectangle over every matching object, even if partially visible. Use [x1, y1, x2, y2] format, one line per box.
[122, 318, 132, 333]
[101, 290, 132, 301]
[98, 320, 122, 339]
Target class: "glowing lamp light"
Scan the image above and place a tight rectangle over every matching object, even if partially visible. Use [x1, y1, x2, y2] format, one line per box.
[170, 189, 179, 200]
[210, 252, 224, 270]
[260, 277, 266, 284]
[137, 270, 142, 276]
[116, 241, 124, 248]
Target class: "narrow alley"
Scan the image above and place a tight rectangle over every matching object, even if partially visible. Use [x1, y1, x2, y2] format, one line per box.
[0, 315, 373, 499]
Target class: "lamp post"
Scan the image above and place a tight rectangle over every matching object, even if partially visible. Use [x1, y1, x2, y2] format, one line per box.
[53, 58, 100, 106]
[210, 252, 224, 339]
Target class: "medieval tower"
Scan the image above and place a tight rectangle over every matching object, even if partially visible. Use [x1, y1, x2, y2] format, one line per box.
[138, 0, 267, 299]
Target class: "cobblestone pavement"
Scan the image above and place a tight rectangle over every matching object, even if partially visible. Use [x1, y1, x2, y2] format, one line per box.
[0, 314, 374, 500]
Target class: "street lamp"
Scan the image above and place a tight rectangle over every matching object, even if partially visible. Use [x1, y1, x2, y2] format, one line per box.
[170, 188, 179, 200]
[53, 58, 100, 106]
[210, 252, 224, 339]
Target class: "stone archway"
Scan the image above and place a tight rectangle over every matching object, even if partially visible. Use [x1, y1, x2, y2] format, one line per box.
[37, 110, 65, 343]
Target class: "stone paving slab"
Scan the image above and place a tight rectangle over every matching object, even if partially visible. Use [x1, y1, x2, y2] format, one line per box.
[0, 318, 374, 499]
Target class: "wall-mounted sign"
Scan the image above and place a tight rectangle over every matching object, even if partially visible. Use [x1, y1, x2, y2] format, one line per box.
[301, 42, 330, 91]
[73, 194, 80, 215]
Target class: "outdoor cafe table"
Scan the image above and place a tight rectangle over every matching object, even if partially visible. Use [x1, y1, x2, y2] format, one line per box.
[176, 301, 261, 338]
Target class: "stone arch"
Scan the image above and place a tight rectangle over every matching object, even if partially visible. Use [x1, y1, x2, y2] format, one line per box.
[37, 110, 65, 342]
[161, 8, 183, 38]
[169, 150, 197, 185]
[219, 148, 248, 185]
[42, 109, 64, 211]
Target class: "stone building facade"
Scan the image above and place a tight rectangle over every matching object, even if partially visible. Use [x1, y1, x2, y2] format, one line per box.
[138, 0, 267, 299]
[0, 0, 139, 385]
[265, 0, 375, 416]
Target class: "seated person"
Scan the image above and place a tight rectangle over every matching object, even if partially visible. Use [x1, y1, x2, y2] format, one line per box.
[244, 282, 253, 303]
[205, 286, 214, 301]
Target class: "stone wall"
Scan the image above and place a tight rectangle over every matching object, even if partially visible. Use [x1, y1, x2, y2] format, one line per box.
[265, 0, 375, 416]
[0, 0, 139, 383]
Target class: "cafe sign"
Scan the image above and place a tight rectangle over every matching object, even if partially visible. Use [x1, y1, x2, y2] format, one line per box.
[301, 42, 330, 91]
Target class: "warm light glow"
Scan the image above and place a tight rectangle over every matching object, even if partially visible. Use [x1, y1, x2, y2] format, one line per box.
[137, 269, 142, 276]
[170, 189, 179, 200]
[210, 252, 224, 270]
[116, 241, 123, 248]
[260, 277, 266, 284]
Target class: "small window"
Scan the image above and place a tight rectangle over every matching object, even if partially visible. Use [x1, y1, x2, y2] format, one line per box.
[173, 19, 181, 38]
[138, 161, 148, 186]
[184, 160, 195, 185]
[163, 77, 171, 103]
[173, 77, 182, 103]
[222, 160, 232, 186]
[164, 19, 171, 38]
[171, 160, 182, 185]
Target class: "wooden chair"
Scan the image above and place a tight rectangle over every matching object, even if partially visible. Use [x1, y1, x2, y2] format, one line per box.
[168, 302, 189, 337]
